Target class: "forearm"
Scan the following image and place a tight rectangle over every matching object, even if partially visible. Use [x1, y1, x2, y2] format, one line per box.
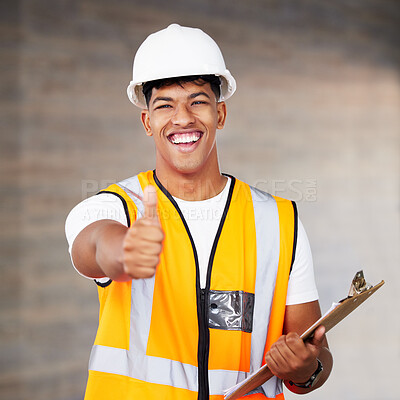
[284, 345, 333, 394]
[94, 221, 134, 281]
[72, 220, 132, 282]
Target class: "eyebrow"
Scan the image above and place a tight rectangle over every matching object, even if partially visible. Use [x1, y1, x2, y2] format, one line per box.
[152, 91, 212, 106]
[152, 96, 173, 106]
[189, 91, 211, 100]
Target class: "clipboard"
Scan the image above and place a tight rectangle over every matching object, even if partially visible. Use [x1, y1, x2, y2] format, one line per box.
[224, 270, 385, 400]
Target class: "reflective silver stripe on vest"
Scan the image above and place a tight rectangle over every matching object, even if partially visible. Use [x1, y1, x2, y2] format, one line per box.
[89, 177, 283, 397]
[208, 290, 255, 333]
[245, 386, 267, 396]
[89, 344, 199, 390]
[209, 370, 247, 395]
[117, 176, 145, 218]
[249, 186, 283, 398]
[89, 344, 247, 394]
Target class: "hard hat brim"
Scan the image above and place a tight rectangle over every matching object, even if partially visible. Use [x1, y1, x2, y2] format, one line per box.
[127, 71, 236, 109]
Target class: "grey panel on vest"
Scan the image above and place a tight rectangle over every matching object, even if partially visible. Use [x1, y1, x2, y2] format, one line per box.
[208, 290, 255, 333]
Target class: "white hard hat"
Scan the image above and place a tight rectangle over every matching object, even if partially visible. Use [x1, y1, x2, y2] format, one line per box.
[127, 24, 236, 108]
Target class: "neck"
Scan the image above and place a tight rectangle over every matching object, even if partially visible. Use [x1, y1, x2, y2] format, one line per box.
[154, 165, 227, 201]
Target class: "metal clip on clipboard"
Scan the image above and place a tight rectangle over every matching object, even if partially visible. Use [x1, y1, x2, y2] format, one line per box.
[347, 270, 373, 298]
[224, 270, 385, 400]
[298, 270, 384, 341]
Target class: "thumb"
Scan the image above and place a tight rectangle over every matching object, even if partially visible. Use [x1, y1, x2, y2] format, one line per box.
[143, 185, 159, 225]
[307, 325, 326, 351]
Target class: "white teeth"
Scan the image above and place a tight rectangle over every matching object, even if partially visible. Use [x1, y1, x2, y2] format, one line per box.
[170, 132, 201, 144]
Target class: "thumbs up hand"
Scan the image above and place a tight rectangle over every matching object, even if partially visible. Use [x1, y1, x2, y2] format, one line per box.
[122, 185, 164, 279]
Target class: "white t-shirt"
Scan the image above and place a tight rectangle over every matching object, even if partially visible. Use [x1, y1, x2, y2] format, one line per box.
[65, 179, 318, 305]
[173, 179, 231, 289]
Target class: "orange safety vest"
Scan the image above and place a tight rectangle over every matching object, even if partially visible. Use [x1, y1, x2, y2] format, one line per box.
[85, 170, 297, 400]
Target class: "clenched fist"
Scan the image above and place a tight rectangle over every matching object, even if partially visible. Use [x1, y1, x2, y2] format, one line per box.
[121, 185, 164, 279]
[265, 325, 325, 385]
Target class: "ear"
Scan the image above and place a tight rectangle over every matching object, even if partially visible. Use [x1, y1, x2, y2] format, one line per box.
[141, 109, 153, 137]
[216, 101, 227, 130]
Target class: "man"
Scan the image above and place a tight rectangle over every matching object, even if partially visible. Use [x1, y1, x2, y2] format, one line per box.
[66, 24, 333, 400]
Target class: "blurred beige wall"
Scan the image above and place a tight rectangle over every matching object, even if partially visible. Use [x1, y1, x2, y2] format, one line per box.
[1, 1, 399, 399]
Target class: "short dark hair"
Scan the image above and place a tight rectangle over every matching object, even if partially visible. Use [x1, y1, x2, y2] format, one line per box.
[142, 75, 221, 108]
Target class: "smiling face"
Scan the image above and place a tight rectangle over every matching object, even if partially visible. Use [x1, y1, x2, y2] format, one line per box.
[141, 80, 227, 182]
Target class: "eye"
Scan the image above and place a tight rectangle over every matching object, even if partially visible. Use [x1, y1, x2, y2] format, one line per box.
[192, 100, 207, 106]
[155, 104, 172, 110]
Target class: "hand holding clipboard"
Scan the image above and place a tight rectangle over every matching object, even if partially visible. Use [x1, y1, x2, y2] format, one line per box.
[224, 271, 385, 400]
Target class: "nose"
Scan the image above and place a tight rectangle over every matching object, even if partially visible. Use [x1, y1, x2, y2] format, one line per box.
[171, 104, 195, 127]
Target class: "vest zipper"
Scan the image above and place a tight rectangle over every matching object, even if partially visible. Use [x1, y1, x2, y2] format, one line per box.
[197, 288, 210, 400]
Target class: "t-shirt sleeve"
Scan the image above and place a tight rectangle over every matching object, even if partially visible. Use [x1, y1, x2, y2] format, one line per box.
[65, 192, 129, 279]
[285, 218, 319, 305]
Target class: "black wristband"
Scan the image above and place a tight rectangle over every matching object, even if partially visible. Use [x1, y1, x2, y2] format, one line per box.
[288, 359, 323, 389]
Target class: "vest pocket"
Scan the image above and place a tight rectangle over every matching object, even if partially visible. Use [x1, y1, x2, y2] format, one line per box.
[208, 290, 255, 333]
